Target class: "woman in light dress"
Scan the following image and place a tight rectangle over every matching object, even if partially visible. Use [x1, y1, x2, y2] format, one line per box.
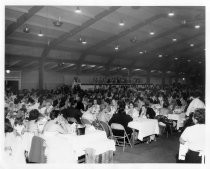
[127, 102, 139, 120]
[4, 118, 26, 164]
[42, 110, 77, 163]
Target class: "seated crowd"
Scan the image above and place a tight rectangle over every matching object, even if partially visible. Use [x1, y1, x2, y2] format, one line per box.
[4, 82, 205, 163]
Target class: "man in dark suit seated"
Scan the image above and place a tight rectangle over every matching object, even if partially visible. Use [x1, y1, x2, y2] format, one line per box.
[109, 101, 133, 136]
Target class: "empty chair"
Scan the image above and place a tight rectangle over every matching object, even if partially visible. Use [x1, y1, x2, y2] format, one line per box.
[110, 123, 132, 152]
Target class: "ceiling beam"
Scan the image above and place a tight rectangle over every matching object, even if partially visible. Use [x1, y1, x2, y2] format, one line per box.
[22, 61, 38, 68]
[7, 60, 22, 67]
[6, 6, 44, 37]
[77, 14, 165, 64]
[5, 53, 143, 71]
[6, 38, 47, 48]
[128, 31, 204, 68]
[6, 38, 112, 58]
[107, 25, 185, 66]
[40, 6, 120, 58]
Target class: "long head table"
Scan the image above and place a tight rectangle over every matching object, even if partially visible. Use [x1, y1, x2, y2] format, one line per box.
[128, 118, 159, 141]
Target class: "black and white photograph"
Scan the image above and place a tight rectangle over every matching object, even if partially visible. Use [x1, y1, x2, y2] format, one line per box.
[1, 0, 209, 168]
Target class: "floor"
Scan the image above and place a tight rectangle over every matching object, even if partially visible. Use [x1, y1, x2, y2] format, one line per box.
[113, 132, 181, 163]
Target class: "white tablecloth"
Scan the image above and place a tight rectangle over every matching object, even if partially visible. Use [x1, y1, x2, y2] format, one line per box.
[128, 118, 159, 141]
[43, 130, 115, 161]
[168, 113, 185, 130]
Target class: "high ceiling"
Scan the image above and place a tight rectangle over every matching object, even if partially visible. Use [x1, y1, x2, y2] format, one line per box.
[5, 6, 205, 76]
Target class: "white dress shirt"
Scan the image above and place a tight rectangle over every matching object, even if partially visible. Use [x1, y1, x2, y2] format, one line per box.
[186, 98, 205, 116]
[181, 124, 205, 152]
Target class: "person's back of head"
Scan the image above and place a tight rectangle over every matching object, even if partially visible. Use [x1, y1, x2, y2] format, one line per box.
[193, 108, 205, 124]
[50, 110, 60, 120]
[28, 109, 40, 121]
[118, 101, 126, 114]
[191, 90, 202, 99]
[5, 118, 13, 133]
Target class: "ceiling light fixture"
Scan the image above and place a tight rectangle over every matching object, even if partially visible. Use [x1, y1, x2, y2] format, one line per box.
[23, 24, 30, 33]
[190, 43, 194, 47]
[82, 40, 87, 45]
[194, 24, 200, 29]
[53, 17, 63, 27]
[174, 57, 178, 60]
[38, 30, 44, 37]
[150, 31, 155, 36]
[168, 11, 175, 17]
[172, 38, 177, 42]
[119, 20, 125, 26]
[79, 37, 87, 45]
[75, 7, 81, 13]
[115, 45, 119, 51]
[139, 51, 143, 54]
[122, 67, 127, 70]
[6, 69, 11, 74]
[158, 54, 163, 58]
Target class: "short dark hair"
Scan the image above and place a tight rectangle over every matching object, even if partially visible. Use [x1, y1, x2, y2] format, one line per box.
[194, 108, 205, 124]
[118, 101, 125, 114]
[28, 109, 40, 121]
[191, 90, 202, 98]
[5, 118, 13, 133]
[14, 117, 23, 126]
[50, 110, 60, 120]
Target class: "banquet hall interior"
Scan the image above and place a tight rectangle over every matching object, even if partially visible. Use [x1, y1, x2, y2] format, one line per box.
[4, 6, 206, 164]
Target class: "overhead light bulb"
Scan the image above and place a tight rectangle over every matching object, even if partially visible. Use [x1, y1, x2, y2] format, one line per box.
[6, 69, 11, 74]
[23, 24, 30, 33]
[158, 54, 163, 58]
[194, 25, 200, 29]
[82, 40, 87, 45]
[115, 45, 119, 51]
[168, 12, 175, 17]
[38, 30, 44, 37]
[119, 20, 125, 26]
[172, 38, 177, 42]
[75, 7, 81, 13]
[190, 43, 194, 47]
[150, 31, 155, 35]
[139, 51, 143, 54]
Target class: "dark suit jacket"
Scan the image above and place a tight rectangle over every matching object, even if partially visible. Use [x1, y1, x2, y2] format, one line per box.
[109, 112, 133, 134]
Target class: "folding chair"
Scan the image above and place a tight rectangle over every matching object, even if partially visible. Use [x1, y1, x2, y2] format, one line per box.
[99, 121, 113, 139]
[81, 118, 92, 126]
[110, 123, 132, 152]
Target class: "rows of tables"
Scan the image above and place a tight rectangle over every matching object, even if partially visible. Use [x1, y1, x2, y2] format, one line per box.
[43, 113, 185, 163]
